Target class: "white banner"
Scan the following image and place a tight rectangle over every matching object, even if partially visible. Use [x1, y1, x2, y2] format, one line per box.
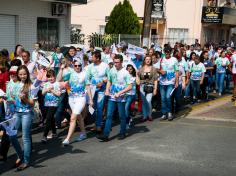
[126, 43, 145, 56]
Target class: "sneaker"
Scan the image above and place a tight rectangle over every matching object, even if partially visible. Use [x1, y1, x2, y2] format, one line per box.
[167, 113, 173, 121]
[140, 117, 147, 122]
[96, 134, 109, 142]
[219, 93, 222, 96]
[160, 114, 167, 121]
[76, 134, 87, 142]
[41, 137, 47, 144]
[118, 133, 126, 140]
[62, 139, 70, 146]
[47, 133, 57, 139]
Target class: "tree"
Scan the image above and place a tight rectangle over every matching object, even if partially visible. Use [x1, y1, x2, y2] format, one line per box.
[105, 0, 141, 34]
[70, 27, 85, 44]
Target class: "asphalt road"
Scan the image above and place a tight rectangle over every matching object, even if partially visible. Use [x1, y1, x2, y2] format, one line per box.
[1, 96, 236, 176]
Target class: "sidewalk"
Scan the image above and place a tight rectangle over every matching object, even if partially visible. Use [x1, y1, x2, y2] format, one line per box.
[181, 95, 236, 123]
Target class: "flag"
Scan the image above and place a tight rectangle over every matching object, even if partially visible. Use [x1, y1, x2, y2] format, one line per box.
[0, 117, 17, 136]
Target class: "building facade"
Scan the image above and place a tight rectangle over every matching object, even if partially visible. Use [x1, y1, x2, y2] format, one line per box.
[72, 0, 236, 47]
[0, 0, 84, 52]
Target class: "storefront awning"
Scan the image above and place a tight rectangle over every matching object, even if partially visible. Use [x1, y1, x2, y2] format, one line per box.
[201, 6, 236, 26]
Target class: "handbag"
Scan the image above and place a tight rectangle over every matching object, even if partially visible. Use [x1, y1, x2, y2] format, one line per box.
[143, 83, 154, 94]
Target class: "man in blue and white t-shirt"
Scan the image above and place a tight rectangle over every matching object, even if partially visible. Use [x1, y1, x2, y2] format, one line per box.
[86, 51, 109, 133]
[97, 54, 132, 141]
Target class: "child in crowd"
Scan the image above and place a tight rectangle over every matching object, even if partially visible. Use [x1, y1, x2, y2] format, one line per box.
[41, 70, 61, 143]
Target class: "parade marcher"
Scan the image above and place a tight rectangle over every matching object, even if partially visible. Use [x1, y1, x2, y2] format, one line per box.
[0, 66, 18, 162]
[159, 48, 179, 121]
[41, 70, 61, 143]
[0, 49, 11, 70]
[86, 51, 109, 134]
[136, 55, 158, 121]
[101, 46, 111, 64]
[61, 60, 93, 145]
[0, 90, 10, 162]
[184, 52, 196, 99]
[125, 64, 136, 128]
[97, 54, 132, 141]
[190, 55, 206, 103]
[173, 50, 186, 112]
[14, 45, 24, 64]
[31, 43, 42, 63]
[56, 57, 73, 128]
[22, 50, 36, 82]
[10, 65, 37, 171]
[231, 49, 236, 101]
[50, 45, 64, 76]
[215, 50, 230, 96]
[200, 51, 214, 100]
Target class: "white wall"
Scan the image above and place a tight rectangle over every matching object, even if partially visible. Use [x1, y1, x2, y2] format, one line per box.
[71, 0, 145, 35]
[0, 0, 71, 52]
[164, 0, 203, 43]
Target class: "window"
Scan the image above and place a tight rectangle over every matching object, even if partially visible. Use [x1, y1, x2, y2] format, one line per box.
[37, 17, 59, 51]
[168, 28, 189, 45]
[98, 25, 105, 34]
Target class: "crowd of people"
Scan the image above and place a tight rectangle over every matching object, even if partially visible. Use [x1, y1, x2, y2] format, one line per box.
[0, 41, 236, 171]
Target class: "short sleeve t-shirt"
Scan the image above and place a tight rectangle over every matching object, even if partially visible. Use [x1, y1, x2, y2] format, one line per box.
[14, 83, 37, 112]
[68, 70, 88, 97]
[215, 57, 230, 73]
[108, 67, 132, 102]
[86, 62, 109, 90]
[159, 57, 179, 85]
[190, 62, 206, 80]
[231, 54, 236, 74]
[127, 76, 136, 96]
[101, 53, 111, 64]
[178, 58, 188, 72]
[6, 80, 17, 102]
[62, 68, 73, 81]
[43, 82, 61, 107]
[203, 59, 214, 77]
[52, 53, 64, 68]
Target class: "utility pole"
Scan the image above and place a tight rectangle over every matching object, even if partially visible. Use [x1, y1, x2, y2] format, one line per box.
[142, 0, 152, 47]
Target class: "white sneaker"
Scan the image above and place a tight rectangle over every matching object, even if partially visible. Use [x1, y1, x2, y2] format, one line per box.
[219, 93, 222, 96]
[62, 139, 70, 146]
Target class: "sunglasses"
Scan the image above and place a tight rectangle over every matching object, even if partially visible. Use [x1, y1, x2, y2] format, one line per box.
[74, 64, 82, 68]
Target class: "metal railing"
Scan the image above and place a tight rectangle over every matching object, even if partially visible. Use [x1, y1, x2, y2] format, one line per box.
[71, 34, 196, 48]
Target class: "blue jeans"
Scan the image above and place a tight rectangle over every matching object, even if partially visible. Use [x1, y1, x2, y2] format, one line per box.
[10, 112, 34, 164]
[93, 89, 105, 128]
[55, 93, 69, 127]
[125, 95, 136, 123]
[184, 82, 191, 97]
[173, 84, 182, 110]
[140, 84, 153, 118]
[216, 72, 225, 93]
[225, 73, 231, 90]
[160, 84, 174, 114]
[190, 80, 200, 98]
[103, 100, 126, 137]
